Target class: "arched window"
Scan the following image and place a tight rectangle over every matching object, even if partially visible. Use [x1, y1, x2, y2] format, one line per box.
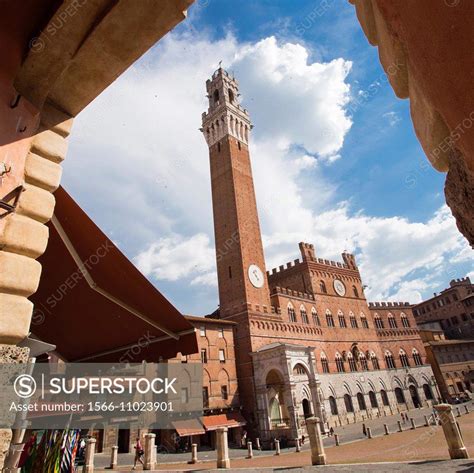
[359, 353, 368, 371]
[293, 363, 307, 376]
[399, 349, 410, 367]
[213, 89, 220, 105]
[385, 350, 396, 369]
[413, 348, 423, 366]
[353, 285, 359, 298]
[344, 394, 354, 413]
[312, 308, 321, 326]
[335, 353, 345, 372]
[300, 306, 309, 324]
[369, 391, 378, 408]
[228, 88, 234, 103]
[374, 314, 384, 329]
[320, 352, 329, 373]
[348, 352, 357, 372]
[320, 280, 327, 293]
[422, 383, 433, 400]
[338, 311, 347, 328]
[388, 313, 397, 329]
[360, 312, 369, 328]
[349, 312, 358, 328]
[395, 387, 406, 404]
[401, 313, 410, 328]
[288, 304, 296, 323]
[380, 389, 390, 406]
[357, 392, 366, 411]
[326, 310, 335, 327]
[329, 396, 338, 415]
[370, 352, 380, 370]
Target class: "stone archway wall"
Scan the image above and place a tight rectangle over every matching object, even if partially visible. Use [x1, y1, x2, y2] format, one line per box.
[0, 0, 195, 467]
[1, 0, 194, 350]
[348, 0, 474, 246]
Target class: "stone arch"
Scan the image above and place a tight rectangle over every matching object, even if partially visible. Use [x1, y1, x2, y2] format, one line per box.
[343, 382, 352, 395]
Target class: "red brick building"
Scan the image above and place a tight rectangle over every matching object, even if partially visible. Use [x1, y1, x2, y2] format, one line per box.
[201, 68, 436, 444]
[413, 277, 474, 339]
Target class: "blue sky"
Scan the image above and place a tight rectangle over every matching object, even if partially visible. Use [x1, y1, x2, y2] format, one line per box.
[63, 0, 472, 315]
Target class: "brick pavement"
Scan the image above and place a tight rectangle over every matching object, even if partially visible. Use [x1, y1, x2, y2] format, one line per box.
[95, 412, 473, 472]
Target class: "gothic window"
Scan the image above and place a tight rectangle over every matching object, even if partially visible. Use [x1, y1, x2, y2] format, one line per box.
[401, 313, 410, 328]
[370, 352, 380, 370]
[380, 389, 390, 406]
[320, 280, 327, 293]
[321, 352, 329, 373]
[399, 349, 410, 367]
[338, 311, 347, 328]
[360, 312, 369, 328]
[288, 304, 297, 323]
[353, 285, 359, 298]
[329, 396, 338, 415]
[300, 306, 309, 324]
[326, 310, 335, 327]
[395, 387, 405, 404]
[349, 312, 358, 328]
[344, 394, 354, 413]
[312, 308, 321, 326]
[413, 348, 423, 366]
[374, 314, 384, 329]
[348, 352, 357, 372]
[213, 89, 220, 105]
[423, 383, 433, 400]
[385, 350, 396, 369]
[388, 313, 397, 329]
[369, 391, 378, 408]
[360, 353, 368, 371]
[228, 89, 235, 103]
[357, 392, 366, 410]
[335, 353, 345, 372]
[200, 349, 207, 364]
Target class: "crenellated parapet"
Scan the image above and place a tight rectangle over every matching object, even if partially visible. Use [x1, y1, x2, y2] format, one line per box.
[369, 302, 412, 308]
[270, 286, 315, 302]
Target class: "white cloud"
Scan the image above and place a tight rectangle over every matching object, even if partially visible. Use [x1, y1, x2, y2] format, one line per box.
[135, 233, 215, 282]
[65, 29, 473, 313]
[383, 111, 401, 127]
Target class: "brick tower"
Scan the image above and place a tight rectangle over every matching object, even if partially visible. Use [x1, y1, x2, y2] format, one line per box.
[201, 68, 271, 317]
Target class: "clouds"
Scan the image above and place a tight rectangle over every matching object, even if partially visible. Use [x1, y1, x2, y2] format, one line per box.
[135, 233, 215, 285]
[65, 29, 472, 314]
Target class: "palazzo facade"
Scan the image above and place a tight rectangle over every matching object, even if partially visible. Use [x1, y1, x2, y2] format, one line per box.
[200, 68, 436, 445]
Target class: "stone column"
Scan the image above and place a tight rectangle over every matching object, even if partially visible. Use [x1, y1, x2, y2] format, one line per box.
[189, 444, 198, 464]
[110, 446, 118, 470]
[274, 439, 280, 455]
[306, 417, 327, 466]
[435, 404, 469, 459]
[216, 427, 230, 469]
[110, 446, 118, 469]
[0, 103, 72, 470]
[246, 441, 253, 459]
[143, 433, 156, 470]
[83, 438, 96, 473]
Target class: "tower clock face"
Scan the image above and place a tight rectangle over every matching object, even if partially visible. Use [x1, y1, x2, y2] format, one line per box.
[248, 264, 264, 288]
[333, 279, 346, 296]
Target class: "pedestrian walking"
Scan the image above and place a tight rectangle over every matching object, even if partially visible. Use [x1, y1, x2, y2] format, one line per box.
[132, 437, 144, 470]
[329, 427, 334, 437]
